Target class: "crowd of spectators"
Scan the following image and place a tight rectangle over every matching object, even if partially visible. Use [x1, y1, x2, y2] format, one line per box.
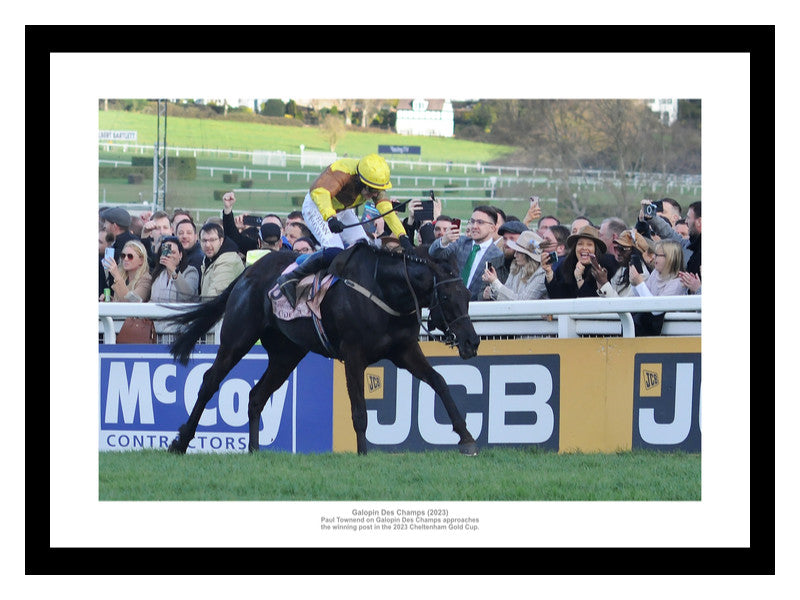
[99, 192, 700, 336]
[397, 193, 701, 336]
[99, 193, 312, 304]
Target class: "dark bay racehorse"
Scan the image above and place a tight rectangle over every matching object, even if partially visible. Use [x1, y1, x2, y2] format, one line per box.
[168, 243, 480, 455]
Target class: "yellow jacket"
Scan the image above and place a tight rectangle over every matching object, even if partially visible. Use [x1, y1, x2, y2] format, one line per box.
[309, 158, 406, 238]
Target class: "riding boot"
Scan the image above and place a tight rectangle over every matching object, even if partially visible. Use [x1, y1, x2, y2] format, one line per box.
[275, 251, 333, 308]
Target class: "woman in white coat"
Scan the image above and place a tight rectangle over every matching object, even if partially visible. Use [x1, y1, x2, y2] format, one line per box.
[481, 230, 549, 301]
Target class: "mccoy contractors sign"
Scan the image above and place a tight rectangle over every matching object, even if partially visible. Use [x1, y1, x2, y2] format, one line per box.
[99, 345, 333, 453]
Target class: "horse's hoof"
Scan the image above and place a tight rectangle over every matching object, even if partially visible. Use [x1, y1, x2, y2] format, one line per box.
[458, 441, 479, 456]
[168, 439, 186, 454]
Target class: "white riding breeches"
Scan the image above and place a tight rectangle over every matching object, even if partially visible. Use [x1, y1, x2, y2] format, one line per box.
[301, 193, 370, 249]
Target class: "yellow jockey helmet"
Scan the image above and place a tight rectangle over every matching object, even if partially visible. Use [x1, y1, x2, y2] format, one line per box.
[357, 154, 392, 190]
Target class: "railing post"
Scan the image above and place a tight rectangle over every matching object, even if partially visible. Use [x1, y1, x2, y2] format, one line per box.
[557, 315, 577, 338]
[101, 316, 116, 344]
[618, 312, 636, 338]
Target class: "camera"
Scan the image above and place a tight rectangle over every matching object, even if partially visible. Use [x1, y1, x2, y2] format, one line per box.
[534, 239, 558, 266]
[643, 200, 663, 219]
[242, 215, 263, 227]
[630, 250, 643, 271]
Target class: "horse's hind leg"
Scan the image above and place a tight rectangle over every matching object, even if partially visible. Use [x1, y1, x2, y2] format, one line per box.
[168, 327, 261, 454]
[246, 337, 307, 452]
[391, 343, 478, 456]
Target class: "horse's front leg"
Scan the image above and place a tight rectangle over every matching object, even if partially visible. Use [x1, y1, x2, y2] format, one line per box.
[342, 357, 369, 455]
[247, 340, 307, 452]
[391, 342, 479, 456]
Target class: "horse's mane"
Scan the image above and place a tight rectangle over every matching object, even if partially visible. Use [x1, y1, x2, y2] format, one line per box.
[363, 243, 429, 266]
[330, 242, 458, 285]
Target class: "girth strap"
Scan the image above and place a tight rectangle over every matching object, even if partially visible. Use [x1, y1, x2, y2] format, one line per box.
[342, 278, 416, 317]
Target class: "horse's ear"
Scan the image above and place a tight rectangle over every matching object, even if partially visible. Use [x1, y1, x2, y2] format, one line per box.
[428, 250, 459, 275]
[414, 245, 432, 260]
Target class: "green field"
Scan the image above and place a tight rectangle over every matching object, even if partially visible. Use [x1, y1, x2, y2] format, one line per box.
[99, 447, 700, 501]
[99, 110, 517, 162]
[99, 110, 701, 224]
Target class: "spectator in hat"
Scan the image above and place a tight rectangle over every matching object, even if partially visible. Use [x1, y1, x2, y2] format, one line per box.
[595, 228, 652, 297]
[199, 222, 245, 301]
[497, 220, 529, 281]
[482, 230, 549, 301]
[242, 223, 287, 267]
[100, 207, 140, 290]
[258, 213, 293, 251]
[544, 225, 617, 299]
[101, 207, 138, 260]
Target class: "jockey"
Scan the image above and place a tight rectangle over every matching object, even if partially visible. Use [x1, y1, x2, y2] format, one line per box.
[276, 153, 413, 307]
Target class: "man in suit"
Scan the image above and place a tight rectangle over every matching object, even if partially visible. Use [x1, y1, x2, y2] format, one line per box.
[428, 205, 508, 301]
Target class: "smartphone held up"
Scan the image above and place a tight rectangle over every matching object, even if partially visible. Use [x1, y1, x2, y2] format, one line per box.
[102, 247, 115, 269]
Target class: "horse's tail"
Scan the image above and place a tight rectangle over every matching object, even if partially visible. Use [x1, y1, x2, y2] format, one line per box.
[168, 275, 240, 365]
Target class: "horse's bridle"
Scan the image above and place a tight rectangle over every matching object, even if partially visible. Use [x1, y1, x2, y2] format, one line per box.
[400, 253, 469, 348]
[427, 276, 472, 347]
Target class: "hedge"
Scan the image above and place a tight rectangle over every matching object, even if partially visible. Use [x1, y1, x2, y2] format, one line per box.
[99, 165, 153, 179]
[130, 155, 197, 180]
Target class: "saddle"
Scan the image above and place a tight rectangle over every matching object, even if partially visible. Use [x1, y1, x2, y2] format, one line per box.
[268, 263, 337, 322]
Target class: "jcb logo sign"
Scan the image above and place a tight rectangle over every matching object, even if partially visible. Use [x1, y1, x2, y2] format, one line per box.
[364, 367, 384, 399]
[640, 363, 662, 396]
[364, 355, 560, 452]
[633, 353, 701, 451]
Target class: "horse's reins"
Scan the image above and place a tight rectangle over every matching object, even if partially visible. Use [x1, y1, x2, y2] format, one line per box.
[342, 278, 415, 317]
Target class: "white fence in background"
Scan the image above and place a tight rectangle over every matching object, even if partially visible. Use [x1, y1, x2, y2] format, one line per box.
[99, 142, 702, 190]
[98, 295, 700, 344]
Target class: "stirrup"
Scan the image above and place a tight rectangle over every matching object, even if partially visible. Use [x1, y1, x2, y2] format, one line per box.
[278, 276, 300, 308]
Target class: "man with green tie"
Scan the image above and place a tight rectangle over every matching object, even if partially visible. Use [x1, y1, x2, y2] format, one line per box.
[428, 205, 507, 301]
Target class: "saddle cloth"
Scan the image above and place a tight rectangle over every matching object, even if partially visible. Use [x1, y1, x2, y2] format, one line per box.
[268, 263, 337, 321]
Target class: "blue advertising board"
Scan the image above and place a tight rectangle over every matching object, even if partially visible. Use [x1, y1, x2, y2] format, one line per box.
[99, 345, 333, 453]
